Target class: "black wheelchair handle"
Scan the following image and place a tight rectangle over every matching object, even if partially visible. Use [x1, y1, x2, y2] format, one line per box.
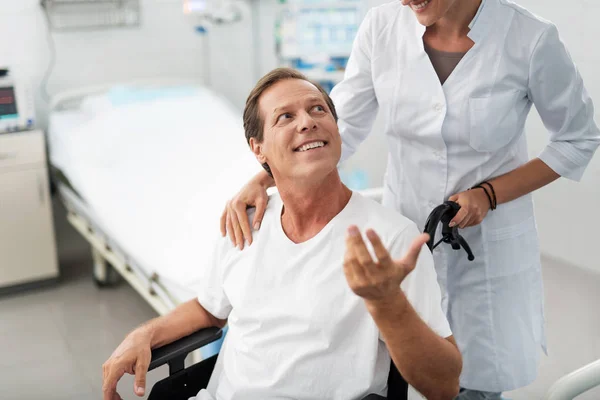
[149, 327, 223, 374]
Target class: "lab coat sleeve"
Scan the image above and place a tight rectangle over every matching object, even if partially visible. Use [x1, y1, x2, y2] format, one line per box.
[528, 23, 600, 181]
[330, 9, 379, 163]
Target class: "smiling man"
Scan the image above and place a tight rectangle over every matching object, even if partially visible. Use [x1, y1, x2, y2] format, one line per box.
[102, 68, 461, 400]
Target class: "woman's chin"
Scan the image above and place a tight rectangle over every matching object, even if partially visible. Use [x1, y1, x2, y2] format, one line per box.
[415, 13, 440, 27]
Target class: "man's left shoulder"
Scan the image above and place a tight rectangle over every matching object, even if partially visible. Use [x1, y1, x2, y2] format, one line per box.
[351, 192, 417, 238]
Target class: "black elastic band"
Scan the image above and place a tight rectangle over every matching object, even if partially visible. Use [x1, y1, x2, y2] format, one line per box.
[480, 181, 497, 209]
[472, 185, 494, 210]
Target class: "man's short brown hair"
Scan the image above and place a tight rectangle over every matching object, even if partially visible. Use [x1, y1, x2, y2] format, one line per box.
[243, 67, 339, 176]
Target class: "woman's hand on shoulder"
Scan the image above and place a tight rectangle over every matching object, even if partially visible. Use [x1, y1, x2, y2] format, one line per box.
[220, 178, 270, 250]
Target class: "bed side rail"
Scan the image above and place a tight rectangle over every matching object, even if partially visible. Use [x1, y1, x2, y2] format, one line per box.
[545, 358, 600, 400]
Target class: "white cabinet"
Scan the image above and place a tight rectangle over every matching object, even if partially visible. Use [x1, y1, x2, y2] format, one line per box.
[0, 130, 59, 291]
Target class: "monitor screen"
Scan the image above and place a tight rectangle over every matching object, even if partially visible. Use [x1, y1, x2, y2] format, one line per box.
[0, 87, 18, 119]
[280, 1, 362, 60]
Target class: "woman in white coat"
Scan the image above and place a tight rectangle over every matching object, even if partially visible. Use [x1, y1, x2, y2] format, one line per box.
[220, 0, 600, 398]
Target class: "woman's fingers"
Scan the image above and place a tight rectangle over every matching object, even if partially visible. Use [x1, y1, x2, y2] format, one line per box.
[449, 205, 468, 228]
[219, 207, 228, 237]
[233, 200, 252, 248]
[252, 196, 268, 231]
[459, 213, 474, 229]
[231, 210, 245, 250]
[225, 205, 236, 247]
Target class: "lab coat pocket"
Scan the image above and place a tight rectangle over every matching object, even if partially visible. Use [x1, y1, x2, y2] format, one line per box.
[468, 90, 521, 152]
[480, 196, 540, 278]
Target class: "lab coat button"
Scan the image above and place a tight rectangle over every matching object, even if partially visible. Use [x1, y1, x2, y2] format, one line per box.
[434, 103, 443, 112]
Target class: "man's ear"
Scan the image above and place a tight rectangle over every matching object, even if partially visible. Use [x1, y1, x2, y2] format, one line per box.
[249, 137, 267, 164]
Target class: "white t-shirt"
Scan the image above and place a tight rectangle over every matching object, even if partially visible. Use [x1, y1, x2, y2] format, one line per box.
[195, 192, 451, 400]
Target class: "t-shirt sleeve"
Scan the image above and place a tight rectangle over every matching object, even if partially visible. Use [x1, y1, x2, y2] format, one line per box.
[196, 237, 233, 320]
[388, 223, 452, 338]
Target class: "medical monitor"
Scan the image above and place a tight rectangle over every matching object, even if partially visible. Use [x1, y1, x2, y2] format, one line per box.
[0, 74, 36, 133]
[279, 0, 364, 60]
[0, 87, 18, 119]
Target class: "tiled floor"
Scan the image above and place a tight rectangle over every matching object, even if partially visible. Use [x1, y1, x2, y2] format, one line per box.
[0, 198, 164, 400]
[1, 196, 599, 400]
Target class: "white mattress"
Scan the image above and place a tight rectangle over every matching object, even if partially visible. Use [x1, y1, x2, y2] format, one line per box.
[48, 86, 264, 302]
[48, 110, 93, 184]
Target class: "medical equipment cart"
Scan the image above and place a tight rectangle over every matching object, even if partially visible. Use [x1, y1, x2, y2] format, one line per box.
[0, 129, 59, 294]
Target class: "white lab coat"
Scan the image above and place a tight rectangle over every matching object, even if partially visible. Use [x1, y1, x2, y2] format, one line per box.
[331, 0, 600, 392]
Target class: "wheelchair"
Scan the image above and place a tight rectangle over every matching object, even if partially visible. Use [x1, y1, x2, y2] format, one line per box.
[147, 201, 471, 400]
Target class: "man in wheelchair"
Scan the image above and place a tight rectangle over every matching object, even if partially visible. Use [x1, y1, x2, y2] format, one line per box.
[102, 68, 462, 400]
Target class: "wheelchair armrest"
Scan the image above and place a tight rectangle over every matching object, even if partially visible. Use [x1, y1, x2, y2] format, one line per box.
[149, 327, 223, 375]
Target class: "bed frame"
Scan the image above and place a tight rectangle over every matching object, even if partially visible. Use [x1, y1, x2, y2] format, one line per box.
[58, 184, 178, 315]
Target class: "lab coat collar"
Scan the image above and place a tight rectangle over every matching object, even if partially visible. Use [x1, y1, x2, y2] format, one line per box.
[467, 0, 492, 42]
[413, 0, 493, 43]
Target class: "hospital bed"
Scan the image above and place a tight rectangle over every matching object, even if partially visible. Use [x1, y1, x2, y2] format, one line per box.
[47, 78, 264, 318]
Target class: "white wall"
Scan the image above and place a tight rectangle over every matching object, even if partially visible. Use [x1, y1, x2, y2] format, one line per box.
[514, 0, 600, 274]
[0, 0, 207, 127]
[203, 0, 265, 111]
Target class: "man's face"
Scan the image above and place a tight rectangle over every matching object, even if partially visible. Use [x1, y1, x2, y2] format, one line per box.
[250, 79, 342, 184]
